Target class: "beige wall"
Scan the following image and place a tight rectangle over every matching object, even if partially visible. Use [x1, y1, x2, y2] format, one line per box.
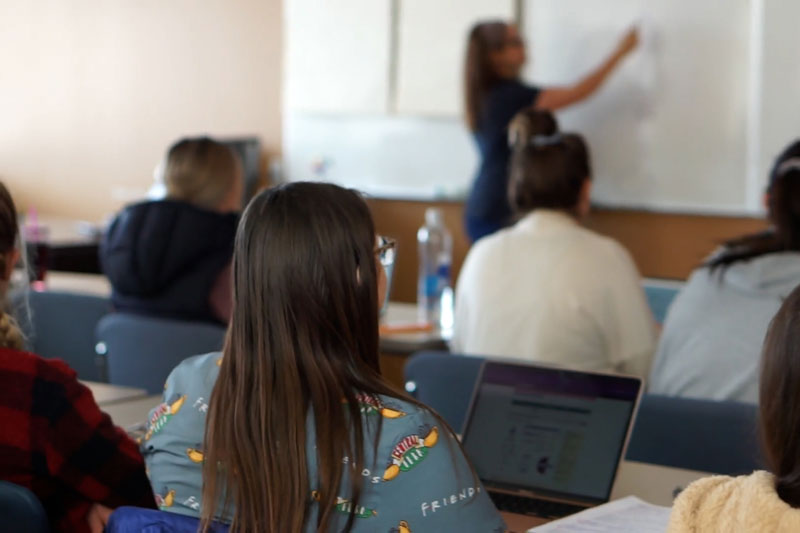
[0, 0, 282, 220]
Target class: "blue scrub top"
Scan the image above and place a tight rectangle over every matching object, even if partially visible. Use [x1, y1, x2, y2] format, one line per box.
[465, 80, 541, 242]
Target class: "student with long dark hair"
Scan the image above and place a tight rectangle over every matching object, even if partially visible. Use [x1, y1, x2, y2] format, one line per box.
[454, 116, 655, 376]
[667, 283, 800, 531]
[649, 140, 800, 403]
[138, 182, 504, 532]
[464, 21, 639, 242]
[0, 183, 155, 532]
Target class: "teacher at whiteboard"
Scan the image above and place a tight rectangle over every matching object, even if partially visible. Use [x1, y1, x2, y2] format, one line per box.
[463, 21, 639, 242]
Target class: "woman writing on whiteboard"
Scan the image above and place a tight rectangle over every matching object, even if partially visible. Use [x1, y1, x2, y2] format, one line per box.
[464, 21, 639, 242]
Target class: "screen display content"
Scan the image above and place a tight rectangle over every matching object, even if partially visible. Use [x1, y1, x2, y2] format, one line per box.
[462, 362, 640, 503]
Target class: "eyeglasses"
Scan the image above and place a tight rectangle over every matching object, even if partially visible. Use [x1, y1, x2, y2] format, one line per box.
[375, 236, 397, 266]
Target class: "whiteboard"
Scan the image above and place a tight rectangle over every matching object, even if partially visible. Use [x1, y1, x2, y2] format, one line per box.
[395, 0, 515, 116]
[756, 0, 800, 202]
[284, 0, 392, 114]
[522, 0, 754, 212]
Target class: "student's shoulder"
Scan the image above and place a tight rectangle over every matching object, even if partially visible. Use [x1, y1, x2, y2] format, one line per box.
[0, 347, 80, 387]
[166, 351, 223, 391]
[371, 395, 448, 449]
[575, 228, 636, 267]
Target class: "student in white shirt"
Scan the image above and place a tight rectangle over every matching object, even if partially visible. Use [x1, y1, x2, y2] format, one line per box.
[453, 114, 656, 376]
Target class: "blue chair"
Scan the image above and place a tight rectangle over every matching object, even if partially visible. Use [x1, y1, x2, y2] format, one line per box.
[0, 481, 49, 533]
[12, 290, 112, 381]
[96, 314, 226, 394]
[107, 506, 228, 533]
[626, 394, 763, 475]
[403, 351, 484, 432]
[642, 281, 681, 324]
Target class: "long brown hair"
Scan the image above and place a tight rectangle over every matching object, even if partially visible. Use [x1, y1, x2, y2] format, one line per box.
[760, 283, 800, 507]
[464, 21, 509, 131]
[201, 182, 456, 532]
[708, 140, 800, 271]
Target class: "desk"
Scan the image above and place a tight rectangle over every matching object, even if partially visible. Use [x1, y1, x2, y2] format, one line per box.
[379, 302, 449, 389]
[23, 215, 104, 274]
[103, 395, 162, 430]
[500, 460, 708, 532]
[41, 272, 111, 297]
[83, 381, 148, 406]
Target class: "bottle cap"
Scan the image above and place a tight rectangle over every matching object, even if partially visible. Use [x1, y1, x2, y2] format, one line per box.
[425, 208, 443, 227]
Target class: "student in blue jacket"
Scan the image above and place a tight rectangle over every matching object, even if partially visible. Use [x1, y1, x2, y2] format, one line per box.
[140, 182, 506, 532]
[463, 21, 639, 242]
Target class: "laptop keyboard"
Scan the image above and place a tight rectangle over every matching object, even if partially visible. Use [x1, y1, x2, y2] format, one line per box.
[489, 491, 586, 519]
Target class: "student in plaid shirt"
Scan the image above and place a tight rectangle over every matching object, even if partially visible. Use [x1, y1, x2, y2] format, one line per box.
[0, 183, 155, 532]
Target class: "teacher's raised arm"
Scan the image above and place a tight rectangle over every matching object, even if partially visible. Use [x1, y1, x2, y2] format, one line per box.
[536, 27, 639, 111]
[462, 22, 638, 243]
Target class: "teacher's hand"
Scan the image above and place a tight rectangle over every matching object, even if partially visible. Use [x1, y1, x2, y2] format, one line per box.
[616, 27, 640, 58]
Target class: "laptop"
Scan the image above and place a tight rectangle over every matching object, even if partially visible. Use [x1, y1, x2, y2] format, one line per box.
[461, 360, 643, 527]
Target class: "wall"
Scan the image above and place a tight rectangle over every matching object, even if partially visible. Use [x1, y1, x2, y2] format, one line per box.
[368, 198, 768, 303]
[0, 0, 282, 221]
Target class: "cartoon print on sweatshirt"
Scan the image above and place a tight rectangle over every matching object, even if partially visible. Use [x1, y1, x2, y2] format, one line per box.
[353, 393, 407, 419]
[390, 520, 412, 533]
[186, 447, 204, 463]
[144, 394, 186, 441]
[383, 425, 439, 481]
[311, 491, 379, 520]
[156, 487, 176, 510]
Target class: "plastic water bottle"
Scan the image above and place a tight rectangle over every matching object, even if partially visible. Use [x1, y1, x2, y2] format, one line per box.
[417, 208, 453, 331]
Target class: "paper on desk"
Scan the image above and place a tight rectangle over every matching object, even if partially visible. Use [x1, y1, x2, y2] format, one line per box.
[529, 496, 671, 533]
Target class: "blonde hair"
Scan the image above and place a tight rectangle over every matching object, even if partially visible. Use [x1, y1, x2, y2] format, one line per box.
[0, 183, 25, 350]
[164, 137, 242, 211]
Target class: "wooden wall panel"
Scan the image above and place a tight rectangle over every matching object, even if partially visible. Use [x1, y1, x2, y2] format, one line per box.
[367, 198, 768, 303]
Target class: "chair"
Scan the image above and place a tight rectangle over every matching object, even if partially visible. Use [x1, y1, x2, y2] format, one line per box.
[0, 481, 49, 533]
[643, 282, 681, 324]
[106, 506, 228, 533]
[12, 290, 112, 381]
[626, 394, 763, 475]
[403, 351, 484, 432]
[96, 313, 226, 394]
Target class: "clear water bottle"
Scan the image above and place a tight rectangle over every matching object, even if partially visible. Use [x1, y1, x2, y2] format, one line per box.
[417, 208, 453, 330]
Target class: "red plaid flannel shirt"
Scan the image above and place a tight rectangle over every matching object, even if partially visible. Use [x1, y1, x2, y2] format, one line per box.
[0, 348, 155, 532]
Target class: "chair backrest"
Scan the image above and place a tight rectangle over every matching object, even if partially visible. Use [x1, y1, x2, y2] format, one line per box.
[642, 281, 682, 324]
[14, 290, 112, 381]
[96, 313, 226, 394]
[0, 481, 49, 533]
[626, 394, 763, 475]
[106, 506, 228, 533]
[403, 351, 484, 432]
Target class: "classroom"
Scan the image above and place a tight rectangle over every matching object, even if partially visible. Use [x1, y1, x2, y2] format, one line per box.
[2, 0, 799, 531]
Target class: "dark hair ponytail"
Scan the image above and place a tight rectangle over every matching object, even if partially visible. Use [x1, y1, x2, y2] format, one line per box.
[708, 140, 800, 271]
[760, 284, 800, 508]
[508, 132, 591, 215]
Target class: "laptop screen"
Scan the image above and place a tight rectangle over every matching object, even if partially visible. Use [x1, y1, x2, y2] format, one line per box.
[461, 361, 642, 505]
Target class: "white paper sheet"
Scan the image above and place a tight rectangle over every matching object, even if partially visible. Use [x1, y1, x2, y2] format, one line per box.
[529, 496, 671, 533]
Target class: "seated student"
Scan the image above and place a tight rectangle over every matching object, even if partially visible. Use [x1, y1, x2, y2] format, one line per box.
[139, 182, 505, 531]
[649, 140, 800, 403]
[0, 183, 155, 532]
[667, 284, 800, 532]
[101, 137, 242, 325]
[453, 117, 655, 376]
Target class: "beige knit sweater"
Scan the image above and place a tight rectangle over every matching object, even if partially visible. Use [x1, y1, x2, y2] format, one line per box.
[668, 471, 800, 532]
